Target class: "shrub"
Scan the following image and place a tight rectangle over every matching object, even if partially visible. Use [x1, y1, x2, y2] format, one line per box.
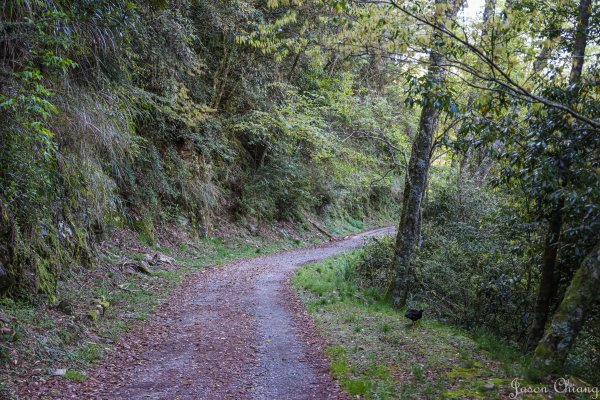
[350, 182, 534, 340]
[417, 183, 533, 338]
[352, 235, 395, 293]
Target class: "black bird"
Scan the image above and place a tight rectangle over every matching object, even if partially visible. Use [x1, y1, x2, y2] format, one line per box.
[404, 309, 423, 323]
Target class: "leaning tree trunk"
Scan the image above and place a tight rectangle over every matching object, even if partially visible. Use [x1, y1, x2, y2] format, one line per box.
[389, 0, 463, 308]
[532, 240, 600, 372]
[528, 0, 592, 348]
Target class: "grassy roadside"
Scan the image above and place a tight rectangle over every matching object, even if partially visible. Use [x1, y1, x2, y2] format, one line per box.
[0, 216, 382, 399]
[293, 253, 590, 400]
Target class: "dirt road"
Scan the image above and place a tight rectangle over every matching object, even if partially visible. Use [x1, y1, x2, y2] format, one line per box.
[44, 227, 392, 399]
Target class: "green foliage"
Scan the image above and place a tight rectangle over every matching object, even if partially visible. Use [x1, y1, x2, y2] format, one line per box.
[352, 236, 395, 293]
[419, 182, 535, 339]
[349, 179, 536, 338]
[0, 0, 404, 298]
[232, 72, 406, 221]
[0, 6, 78, 219]
[293, 254, 357, 299]
[1, 67, 58, 219]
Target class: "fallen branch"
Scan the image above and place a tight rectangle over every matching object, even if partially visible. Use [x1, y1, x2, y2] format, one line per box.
[305, 216, 335, 240]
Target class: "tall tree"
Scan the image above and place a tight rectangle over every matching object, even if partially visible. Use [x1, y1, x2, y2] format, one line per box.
[528, 0, 593, 348]
[389, 0, 463, 308]
[530, 0, 597, 370]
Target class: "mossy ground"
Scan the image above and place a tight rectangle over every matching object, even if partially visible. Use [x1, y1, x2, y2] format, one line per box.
[0, 216, 384, 399]
[293, 254, 593, 399]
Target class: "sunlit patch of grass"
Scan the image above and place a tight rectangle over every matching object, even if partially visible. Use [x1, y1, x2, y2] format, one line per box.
[380, 322, 392, 333]
[63, 369, 86, 382]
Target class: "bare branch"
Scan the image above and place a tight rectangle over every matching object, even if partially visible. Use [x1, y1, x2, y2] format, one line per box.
[356, 0, 600, 128]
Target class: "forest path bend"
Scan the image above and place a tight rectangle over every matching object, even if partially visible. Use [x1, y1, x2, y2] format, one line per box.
[78, 226, 393, 400]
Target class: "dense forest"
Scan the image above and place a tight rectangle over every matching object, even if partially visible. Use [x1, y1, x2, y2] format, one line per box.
[0, 0, 599, 398]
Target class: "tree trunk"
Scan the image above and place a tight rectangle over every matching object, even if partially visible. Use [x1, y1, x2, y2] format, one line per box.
[0, 197, 15, 293]
[532, 241, 600, 372]
[390, 96, 439, 307]
[472, 139, 503, 187]
[458, 147, 471, 186]
[389, 0, 463, 308]
[569, 0, 592, 87]
[528, 205, 563, 347]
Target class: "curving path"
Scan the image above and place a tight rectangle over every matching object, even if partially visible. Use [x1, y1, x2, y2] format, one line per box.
[33, 227, 393, 399]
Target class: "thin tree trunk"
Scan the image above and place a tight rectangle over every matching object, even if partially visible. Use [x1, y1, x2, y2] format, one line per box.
[528, 205, 563, 347]
[0, 197, 15, 293]
[287, 48, 305, 82]
[533, 241, 600, 372]
[458, 148, 470, 186]
[390, 95, 439, 307]
[472, 139, 502, 187]
[528, 0, 592, 349]
[569, 0, 592, 87]
[389, 0, 463, 308]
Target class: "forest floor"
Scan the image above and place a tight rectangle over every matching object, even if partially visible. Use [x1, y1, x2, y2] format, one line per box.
[12, 226, 393, 399]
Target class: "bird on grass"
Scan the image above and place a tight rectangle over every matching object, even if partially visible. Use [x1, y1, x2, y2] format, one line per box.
[404, 309, 423, 325]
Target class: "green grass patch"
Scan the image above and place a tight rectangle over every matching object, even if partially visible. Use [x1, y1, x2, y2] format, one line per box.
[293, 253, 555, 400]
[63, 369, 86, 382]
